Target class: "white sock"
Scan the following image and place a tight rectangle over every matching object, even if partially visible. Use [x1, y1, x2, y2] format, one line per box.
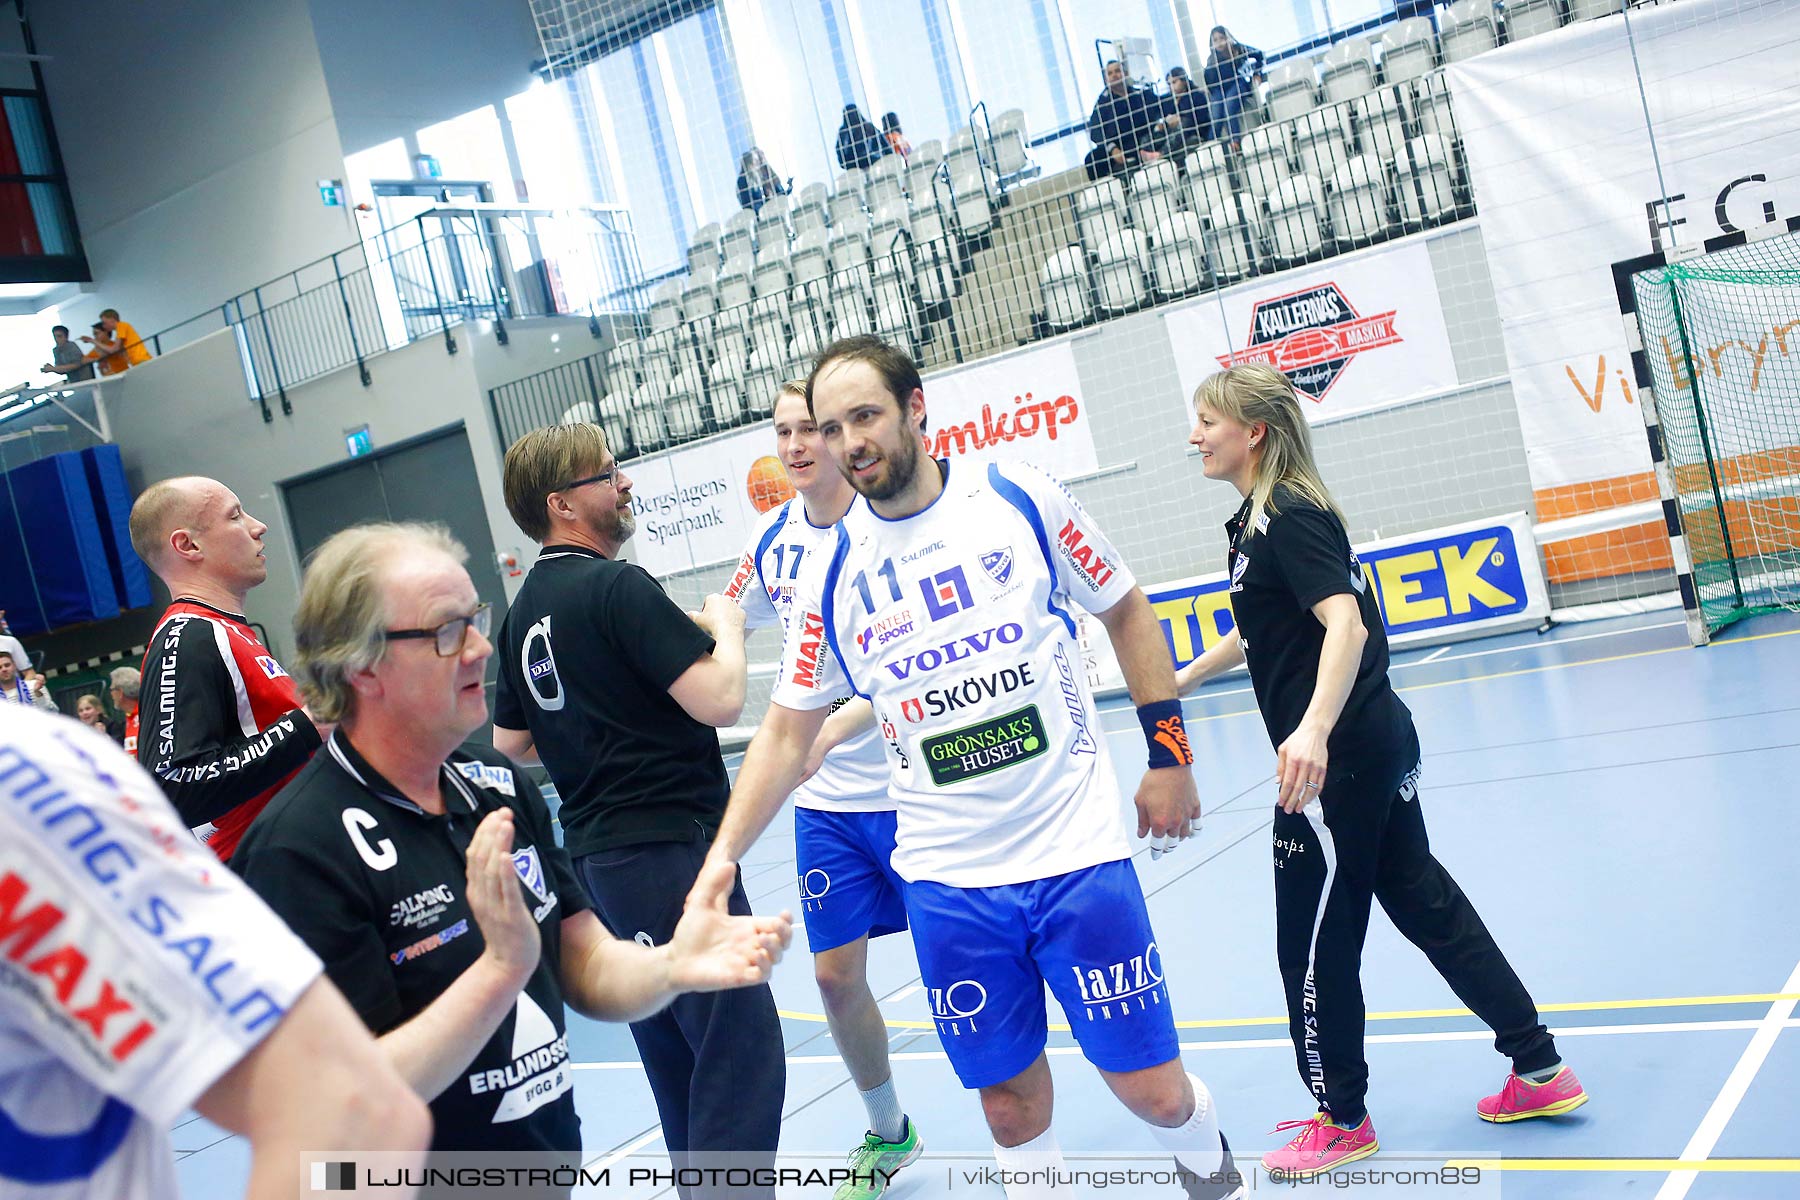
[1146, 1072, 1224, 1178]
[992, 1125, 1077, 1199]
[858, 1077, 907, 1144]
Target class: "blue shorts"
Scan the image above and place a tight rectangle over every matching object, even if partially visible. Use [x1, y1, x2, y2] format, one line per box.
[794, 807, 909, 953]
[905, 859, 1179, 1088]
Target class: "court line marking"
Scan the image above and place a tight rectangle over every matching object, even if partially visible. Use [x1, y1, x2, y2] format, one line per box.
[1653, 957, 1800, 1200]
[771, 990, 1800, 1031]
[1420, 645, 1452, 662]
[569, 1015, 1800, 1071]
[1444, 1158, 1800, 1173]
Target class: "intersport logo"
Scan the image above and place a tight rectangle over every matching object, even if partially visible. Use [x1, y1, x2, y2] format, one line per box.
[881, 623, 1024, 681]
[1216, 280, 1401, 401]
[900, 662, 1035, 722]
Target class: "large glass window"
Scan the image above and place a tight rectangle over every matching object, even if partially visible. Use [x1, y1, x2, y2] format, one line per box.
[654, 17, 743, 231]
[846, 0, 965, 151]
[951, 0, 1082, 173]
[416, 105, 517, 201]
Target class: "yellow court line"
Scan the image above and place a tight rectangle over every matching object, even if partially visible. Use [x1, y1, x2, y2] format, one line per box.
[1186, 624, 1800, 724]
[777, 991, 1800, 1032]
[1440, 1158, 1800, 1173]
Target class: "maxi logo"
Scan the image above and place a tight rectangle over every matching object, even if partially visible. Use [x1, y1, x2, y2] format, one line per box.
[920, 565, 974, 622]
[723, 552, 757, 602]
[900, 663, 1035, 722]
[921, 704, 1047, 787]
[1055, 520, 1116, 591]
[1054, 645, 1097, 756]
[881, 623, 1024, 681]
[1216, 280, 1402, 401]
[856, 608, 916, 655]
[790, 611, 826, 688]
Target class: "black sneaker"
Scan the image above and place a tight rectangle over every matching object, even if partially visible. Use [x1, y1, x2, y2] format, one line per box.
[1178, 1132, 1246, 1200]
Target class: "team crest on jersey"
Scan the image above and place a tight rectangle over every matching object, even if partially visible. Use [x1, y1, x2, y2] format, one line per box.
[512, 846, 548, 903]
[254, 655, 289, 680]
[1349, 550, 1368, 594]
[1230, 552, 1251, 593]
[979, 548, 1013, 587]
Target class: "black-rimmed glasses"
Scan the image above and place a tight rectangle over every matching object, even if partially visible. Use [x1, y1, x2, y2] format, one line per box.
[561, 465, 620, 491]
[385, 603, 492, 657]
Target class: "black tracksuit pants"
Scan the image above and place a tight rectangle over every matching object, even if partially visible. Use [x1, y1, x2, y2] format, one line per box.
[1272, 743, 1559, 1125]
[577, 834, 786, 1199]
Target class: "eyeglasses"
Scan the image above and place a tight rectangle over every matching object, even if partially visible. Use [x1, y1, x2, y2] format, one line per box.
[561, 464, 621, 492]
[384, 603, 492, 657]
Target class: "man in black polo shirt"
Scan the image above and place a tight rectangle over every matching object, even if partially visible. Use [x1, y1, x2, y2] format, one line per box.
[491, 423, 786, 1186]
[235, 522, 791, 1168]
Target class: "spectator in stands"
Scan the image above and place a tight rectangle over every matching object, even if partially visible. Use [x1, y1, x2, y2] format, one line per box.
[881, 112, 912, 160]
[0, 650, 56, 711]
[43, 324, 96, 383]
[83, 307, 153, 376]
[111, 664, 143, 755]
[735, 147, 791, 214]
[1084, 59, 1167, 181]
[1159, 66, 1212, 154]
[0, 611, 39, 688]
[1203, 26, 1265, 147]
[75, 691, 127, 743]
[836, 103, 889, 172]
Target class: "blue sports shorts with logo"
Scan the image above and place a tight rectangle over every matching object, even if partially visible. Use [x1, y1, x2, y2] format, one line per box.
[794, 807, 909, 953]
[904, 858, 1179, 1088]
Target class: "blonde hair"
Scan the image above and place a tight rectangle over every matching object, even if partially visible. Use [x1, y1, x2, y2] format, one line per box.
[503, 423, 612, 543]
[1194, 364, 1345, 535]
[128, 475, 211, 569]
[293, 522, 467, 722]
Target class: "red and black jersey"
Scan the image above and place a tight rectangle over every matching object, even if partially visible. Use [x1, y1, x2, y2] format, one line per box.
[136, 599, 322, 861]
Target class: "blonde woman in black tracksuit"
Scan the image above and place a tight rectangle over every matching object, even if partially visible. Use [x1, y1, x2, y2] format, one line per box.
[1176, 365, 1588, 1181]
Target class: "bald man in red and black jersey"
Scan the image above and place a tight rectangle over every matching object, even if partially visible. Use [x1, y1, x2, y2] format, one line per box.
[129, 476, 326, 863]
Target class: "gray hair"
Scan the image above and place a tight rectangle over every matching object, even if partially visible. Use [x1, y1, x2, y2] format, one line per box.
[109, 665, 141, 699]
[293, 522, 468, 722]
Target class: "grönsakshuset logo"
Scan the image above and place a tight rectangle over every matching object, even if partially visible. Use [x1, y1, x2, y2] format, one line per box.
[1216, 281, 1401, 402]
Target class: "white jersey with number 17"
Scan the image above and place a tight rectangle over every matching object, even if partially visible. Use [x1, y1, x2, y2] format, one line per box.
[726, 499, 892, 812]
[771, 460, 1134, 888]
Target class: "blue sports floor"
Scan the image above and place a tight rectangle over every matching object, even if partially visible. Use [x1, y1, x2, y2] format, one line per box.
[176, 608, 1800, 1198]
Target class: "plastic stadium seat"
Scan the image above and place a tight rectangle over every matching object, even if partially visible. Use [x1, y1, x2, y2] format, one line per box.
[945, 129, 982, 184]
[1149, 212, 1208, 296]
[1075, 178, 1126, 246]
[1205, 196, 1260, 282]
[1568, 0, 1622, 20]
[606, 337, 642, 387]
[827, 221, 871, 294]
[715, 252, 754, 312]
[649, 279, 682, 331]
[753, 193, 791, 251]
[1351, 86, 1412, 162]
[868, 197, 911, 259]
[636, 333, 677, 392]
[688, 224, 722, 277]
[1414, 76, 1456, 143]
[720, 209, 757, 264]
[906, 139, 944, 200]
[829, 170, 867, 226]
[1503, 0, 1566, 39]
[1379, 17, 1438, 85]
[950, 169, 993, 237]
[866, 154, 908, 211]
[559, 400, 599, 425]
[1127, 159, 1183, 234]
[664, 370, 707, 442]
[743, 338, 786, 420]
[601, 391, 634, 445]
[829, 282, 872, 338]
[1267, 174, 1326, 264]
[1329, 155, 1391, 246]
[991, 109, 1030, 177]
[788, 282, 831, 361]
[871, 274, 916, 348]
[1239, 126, 1293, 201]
[1397, 134, 1458, 223]
[1441, 0, 1500, 63]
[790, 226, 830, 288]
[1263, 59, 1320, 124]
[790, 182, 831, 236]
[627, 382, 669, 454]
[710, 317, 750, 392]
[1291, 108, 1351, 183]
[679, 273, 718, 324]
[748, 292, 786, 348]
[1320, 39, 1377, 103]
[1092, 228, 1148, 313]
[752, 242, 791, 301]
[911, 212, 959, 307]
[1039, 246, 1091, 330]
[1183, 143, 1234, 216]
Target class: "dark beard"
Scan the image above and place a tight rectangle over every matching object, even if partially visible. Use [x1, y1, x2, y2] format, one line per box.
[851, 435, 920, 502]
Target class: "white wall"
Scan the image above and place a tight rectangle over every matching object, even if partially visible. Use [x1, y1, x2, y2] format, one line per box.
[33, 0, 355, 337]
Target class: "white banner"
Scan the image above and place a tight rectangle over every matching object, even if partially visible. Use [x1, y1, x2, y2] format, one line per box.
[627, 341, 1101, 577]
[1163, 235, 1461, 429]
[1445, 0, 1800, 492]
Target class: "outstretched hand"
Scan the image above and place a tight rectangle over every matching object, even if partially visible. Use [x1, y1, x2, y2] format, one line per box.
[666, 857, 793, 992]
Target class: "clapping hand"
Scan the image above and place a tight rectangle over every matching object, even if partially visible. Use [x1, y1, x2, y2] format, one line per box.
[666, 858, 792, 991]
[465, 809, 542, 986]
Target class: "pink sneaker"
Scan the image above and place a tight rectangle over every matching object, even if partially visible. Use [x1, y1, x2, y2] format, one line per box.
[1477, 1066, 1589, 1123]
[1260, 1112, 1378, 1180]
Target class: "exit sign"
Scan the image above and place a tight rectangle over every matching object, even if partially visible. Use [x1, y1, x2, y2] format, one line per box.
[345, 425, 373, 457]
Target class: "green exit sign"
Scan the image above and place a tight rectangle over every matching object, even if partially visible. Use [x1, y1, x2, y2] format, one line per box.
[345, 425, 373, 457]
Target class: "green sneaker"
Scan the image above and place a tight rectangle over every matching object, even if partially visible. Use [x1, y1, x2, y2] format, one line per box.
[833, 1116, 924, 1199]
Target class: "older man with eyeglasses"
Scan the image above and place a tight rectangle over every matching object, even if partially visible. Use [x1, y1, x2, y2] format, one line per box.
[234, 521, 791, 1177]
[489, 423, 787, 1197]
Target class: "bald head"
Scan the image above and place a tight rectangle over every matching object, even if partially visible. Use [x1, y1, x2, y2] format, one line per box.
[129, 476, 271, 604]
[129, 476, 220, 569]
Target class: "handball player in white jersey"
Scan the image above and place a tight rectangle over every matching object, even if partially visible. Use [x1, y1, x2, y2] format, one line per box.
[0, 704, 429, 1200]
[724, 381, 923, 1198]
[709, 338, 1243, 1200]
